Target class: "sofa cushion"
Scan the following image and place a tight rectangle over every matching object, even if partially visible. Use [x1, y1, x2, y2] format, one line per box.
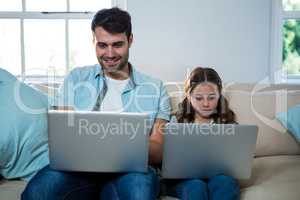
[225, 90, 300, 157]
[0, 68, 49, 181]
[239, 155, 300, 200]
[0, 180, 26, 200]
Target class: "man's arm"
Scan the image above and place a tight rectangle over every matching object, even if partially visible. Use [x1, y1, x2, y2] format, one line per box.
[148, 81, 171, 165]
[149, 118, 168, 165]
[50, 69, 77, 110]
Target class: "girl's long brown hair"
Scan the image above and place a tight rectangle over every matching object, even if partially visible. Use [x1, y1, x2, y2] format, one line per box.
[175, 67, 236, 124]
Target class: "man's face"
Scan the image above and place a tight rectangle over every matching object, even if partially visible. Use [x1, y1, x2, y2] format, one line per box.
[93, 26, 132, 74]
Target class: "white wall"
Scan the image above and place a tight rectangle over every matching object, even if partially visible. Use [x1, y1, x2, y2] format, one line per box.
[128, 0, 272, 83]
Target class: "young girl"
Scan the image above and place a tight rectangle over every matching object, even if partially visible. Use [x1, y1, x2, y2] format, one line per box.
[165, 67, 239, 200]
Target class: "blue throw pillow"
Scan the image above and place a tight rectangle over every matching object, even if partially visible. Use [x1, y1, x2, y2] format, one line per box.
[0, 68, 49, 181]
[276, 104, 300, 143]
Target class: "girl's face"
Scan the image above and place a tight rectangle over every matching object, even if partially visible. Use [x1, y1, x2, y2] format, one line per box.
[189, 82, 220, 118]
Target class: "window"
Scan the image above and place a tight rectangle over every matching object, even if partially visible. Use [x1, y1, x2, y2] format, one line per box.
[271, 0, 300, 83]
[0, 0, 126, 83]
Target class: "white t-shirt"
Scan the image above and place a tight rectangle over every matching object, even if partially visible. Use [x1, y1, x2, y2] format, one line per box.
[100, 76, 129, 112]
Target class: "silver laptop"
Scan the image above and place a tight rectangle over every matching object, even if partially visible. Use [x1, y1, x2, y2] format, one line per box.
[48, 110, 151, 173]
[162, 123, 258, 179]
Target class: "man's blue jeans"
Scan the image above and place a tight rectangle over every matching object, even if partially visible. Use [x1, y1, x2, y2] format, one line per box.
[21, 165, 159, 200]
[165, 175, 240, 200]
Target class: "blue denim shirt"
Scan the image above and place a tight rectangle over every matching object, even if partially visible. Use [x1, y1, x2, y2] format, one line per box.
[54, 64, 171, 123]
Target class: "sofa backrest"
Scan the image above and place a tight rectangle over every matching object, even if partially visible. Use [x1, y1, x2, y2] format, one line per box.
[166, 82, 300, 157]
[32, 82, 300, 157]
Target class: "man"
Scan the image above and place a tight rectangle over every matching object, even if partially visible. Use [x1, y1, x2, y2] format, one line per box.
[22, 7, 170, 200]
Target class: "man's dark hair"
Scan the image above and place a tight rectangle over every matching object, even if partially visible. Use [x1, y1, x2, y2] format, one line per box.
[91, 7, 132, 40]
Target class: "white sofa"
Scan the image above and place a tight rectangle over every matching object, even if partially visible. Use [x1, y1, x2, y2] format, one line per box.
[1, 83, 300, 200]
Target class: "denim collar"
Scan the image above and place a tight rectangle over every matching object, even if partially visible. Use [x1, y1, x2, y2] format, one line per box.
[94, 63, 138, 92]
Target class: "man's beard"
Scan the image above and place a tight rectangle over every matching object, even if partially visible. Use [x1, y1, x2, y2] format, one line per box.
[98, 52, 129, 75]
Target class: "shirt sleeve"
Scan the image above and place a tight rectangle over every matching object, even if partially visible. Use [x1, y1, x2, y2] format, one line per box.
[156, 82, 171, 121]
[51, 71, 76, 108]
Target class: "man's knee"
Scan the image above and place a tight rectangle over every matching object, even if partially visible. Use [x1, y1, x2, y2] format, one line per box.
[21, 167, 74, 200]
[209, 175, 238, 188]
[115, 168, 159, 200]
